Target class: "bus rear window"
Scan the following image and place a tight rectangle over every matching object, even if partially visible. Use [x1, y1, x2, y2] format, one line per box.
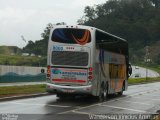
[52, 51, 89, 66]
[51, 28, 91, 45]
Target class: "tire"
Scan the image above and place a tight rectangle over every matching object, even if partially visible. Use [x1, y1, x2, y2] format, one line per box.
[56, 93, 66, 99]
[98, 84, 105, 102]
[105, 83, 108, 100]
[118, 82, 125, 96]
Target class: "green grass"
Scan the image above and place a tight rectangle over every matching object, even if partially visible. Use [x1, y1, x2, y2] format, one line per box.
[0, 84, 46, 96]
[0, 78, 160, 97]
[129, 77, 160, 84]
[0, 54, 46, 66]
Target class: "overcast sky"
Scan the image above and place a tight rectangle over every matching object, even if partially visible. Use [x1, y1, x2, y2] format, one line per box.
[0, 0, 107, 48]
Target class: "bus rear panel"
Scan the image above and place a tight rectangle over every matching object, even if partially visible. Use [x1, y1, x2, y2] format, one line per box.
[46, 26, 93, 95]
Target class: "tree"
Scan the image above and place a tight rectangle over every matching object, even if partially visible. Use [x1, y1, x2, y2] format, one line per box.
[84, 6, 96, 21]
[23, 40, 35, 54]
[78, 0, 160, 64]
[150, 0, 160, 8]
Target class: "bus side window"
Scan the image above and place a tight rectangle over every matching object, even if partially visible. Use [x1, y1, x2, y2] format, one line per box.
[114, 65, 118, 79]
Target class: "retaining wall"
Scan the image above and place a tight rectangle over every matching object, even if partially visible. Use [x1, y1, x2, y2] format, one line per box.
[0, 65, 46, 83]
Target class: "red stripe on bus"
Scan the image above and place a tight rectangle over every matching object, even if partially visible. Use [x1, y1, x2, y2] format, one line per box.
[52, 79, 86, 83]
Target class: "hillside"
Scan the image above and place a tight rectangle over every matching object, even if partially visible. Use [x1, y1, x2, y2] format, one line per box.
[0, 46, 46, 67]
[77, 0, 160, 65]
[0, 46, 22, 55]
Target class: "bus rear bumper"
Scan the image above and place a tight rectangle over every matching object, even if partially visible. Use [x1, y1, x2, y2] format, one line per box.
[46, 83, 92, 95]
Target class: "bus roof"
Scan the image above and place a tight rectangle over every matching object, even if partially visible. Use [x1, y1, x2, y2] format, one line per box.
[95, 28, 128, 56]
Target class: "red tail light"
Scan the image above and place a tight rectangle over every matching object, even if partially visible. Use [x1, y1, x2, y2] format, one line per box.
[47, 65, 51, 69]
[88, 67, 93, 81]
[47, 65, 51, 78]
[89, 67, 93, 71]
[88, 76, 92, 80]
[89, 72, 92, 75]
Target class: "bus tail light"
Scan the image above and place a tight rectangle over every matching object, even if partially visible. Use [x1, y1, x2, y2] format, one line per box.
[47, 65, 51, 78]
[88, 76, 92, 80]
[89, 67, 93, 71]
[88, 67, 93, 81]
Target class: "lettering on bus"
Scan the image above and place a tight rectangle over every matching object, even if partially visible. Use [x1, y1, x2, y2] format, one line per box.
[52, 69, 87, 76]
[53, 46, 63, 51]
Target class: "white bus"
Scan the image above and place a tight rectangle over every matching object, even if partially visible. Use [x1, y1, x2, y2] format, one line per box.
[46, 25, 132, 101]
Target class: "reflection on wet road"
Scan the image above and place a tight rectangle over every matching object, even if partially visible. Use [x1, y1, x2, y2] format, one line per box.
[0, 82, 160, 120]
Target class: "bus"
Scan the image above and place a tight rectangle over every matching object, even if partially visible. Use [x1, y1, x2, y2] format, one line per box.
[45, 25, 132, 101]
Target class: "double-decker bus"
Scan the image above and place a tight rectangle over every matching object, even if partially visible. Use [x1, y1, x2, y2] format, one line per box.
[46, 25, 132, 101]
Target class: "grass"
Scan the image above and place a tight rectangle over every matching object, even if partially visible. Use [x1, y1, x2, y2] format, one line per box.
[0, 77, 160, 98]
[128, 77, 160, 85]
[0, 84, 46, 97]
[0, 54, 46, 66]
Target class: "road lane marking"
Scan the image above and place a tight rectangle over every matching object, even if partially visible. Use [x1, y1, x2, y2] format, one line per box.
[115, 100, 153, 106]
[58, 103, 101, 114]
[72, 110, 91, 115]
[10, 102, 71, 108]
[58, 88, 160, 114]
[99, 104, 147, 113]
[105, 89, 160, 103]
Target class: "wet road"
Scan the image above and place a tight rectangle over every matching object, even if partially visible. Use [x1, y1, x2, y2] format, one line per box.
[0, 82, 160, 120]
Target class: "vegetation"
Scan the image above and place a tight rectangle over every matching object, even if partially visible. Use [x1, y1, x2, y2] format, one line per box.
[128, 77, 160, 84]
[1, 0, 160, 67]
[77, 0, 160, 65]
[22, 23, 51, 56]
[0, 54, 46, 66]
[0, 78, 160, 97]
[0, 46, 21, 55]
[22, 0, 160, 66]
[0, 84, 45, 97]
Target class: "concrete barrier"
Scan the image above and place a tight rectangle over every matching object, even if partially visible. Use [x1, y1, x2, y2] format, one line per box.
[0, 65, 46, 83]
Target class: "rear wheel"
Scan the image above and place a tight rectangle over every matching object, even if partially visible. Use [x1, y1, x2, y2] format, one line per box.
[98, 84, 105, 102]
[56, 93, 66, 99]
[118, 81, 125, 96]
[105, 83, 108, 100]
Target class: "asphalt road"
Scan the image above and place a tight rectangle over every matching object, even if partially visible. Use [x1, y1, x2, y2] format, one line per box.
[0, 82, 160, 120]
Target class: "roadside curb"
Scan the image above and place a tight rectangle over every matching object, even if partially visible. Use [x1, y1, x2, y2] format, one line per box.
[0, 93, 50, 102]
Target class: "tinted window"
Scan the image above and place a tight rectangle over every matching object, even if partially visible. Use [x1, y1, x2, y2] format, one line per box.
[52, 51, 89, 66]
[52, 28, 91, 45]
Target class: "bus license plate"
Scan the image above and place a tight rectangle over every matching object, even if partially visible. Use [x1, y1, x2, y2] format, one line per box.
[63, 89, 75, 93]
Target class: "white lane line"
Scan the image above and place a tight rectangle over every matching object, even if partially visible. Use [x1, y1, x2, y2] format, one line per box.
[58, 103, 101, 114]
[116, 100, 153, 106]
[99, 104, 147, 113]
[10, 102, 70, 108]
[106, 89, 160, 103]
[72, 110, 91, 115]
[58, 88, 160, 114]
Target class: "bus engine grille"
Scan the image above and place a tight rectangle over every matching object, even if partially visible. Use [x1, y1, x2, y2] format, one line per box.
[52, 51, 89, 66]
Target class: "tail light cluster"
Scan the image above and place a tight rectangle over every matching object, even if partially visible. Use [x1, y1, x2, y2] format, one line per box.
[88, 67, 93, 81]
[47, 65, 51, 78]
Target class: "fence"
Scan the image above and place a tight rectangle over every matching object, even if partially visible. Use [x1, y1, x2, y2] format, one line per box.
[0, 65, 46, 83]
